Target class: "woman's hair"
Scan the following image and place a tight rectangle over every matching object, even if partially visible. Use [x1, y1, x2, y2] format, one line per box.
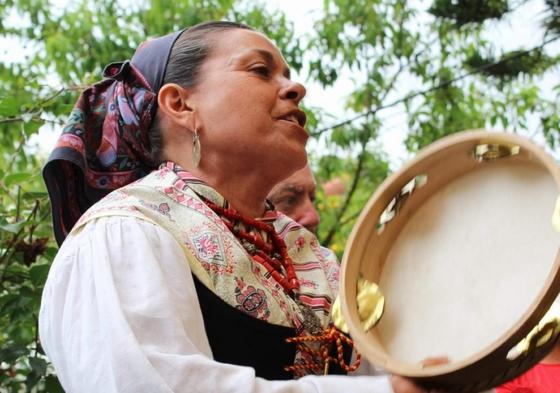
[149, 21, 253, 163]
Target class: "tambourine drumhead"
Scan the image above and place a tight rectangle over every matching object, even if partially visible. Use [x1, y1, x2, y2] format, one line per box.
[379, 160, 557, 363]
[340, 131, 560, 390]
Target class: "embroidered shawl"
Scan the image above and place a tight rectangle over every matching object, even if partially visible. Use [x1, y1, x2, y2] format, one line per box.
[72, 162, 340, 337]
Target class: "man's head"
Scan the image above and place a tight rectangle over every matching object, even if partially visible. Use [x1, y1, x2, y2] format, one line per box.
[268, 165, 320, 234]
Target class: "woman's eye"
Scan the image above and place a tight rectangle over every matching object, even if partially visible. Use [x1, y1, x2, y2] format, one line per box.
[251, 65, 270, 77]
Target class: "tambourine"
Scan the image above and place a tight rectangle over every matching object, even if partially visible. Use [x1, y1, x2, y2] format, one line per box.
[339, 130, 560, 391]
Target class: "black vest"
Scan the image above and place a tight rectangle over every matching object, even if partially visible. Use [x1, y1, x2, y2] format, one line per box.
[193, 276, 350, 380]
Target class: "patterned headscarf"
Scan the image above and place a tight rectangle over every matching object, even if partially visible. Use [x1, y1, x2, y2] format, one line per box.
[43, 30, 185, 246]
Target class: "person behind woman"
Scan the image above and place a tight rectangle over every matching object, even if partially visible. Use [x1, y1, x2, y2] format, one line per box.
[40, 21, 440, 393]
[268, 165, 320, 234]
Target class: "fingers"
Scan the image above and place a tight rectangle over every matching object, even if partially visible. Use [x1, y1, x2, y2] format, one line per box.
[390, 375, 429, 393]
[420, 356, 449, 368]
[391, 357, 451, 393]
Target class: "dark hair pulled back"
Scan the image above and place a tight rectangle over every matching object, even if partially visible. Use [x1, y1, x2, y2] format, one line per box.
[149, 21, 253, 163]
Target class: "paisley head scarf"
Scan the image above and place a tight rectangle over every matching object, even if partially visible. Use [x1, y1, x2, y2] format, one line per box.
[42, 30, 184, 245]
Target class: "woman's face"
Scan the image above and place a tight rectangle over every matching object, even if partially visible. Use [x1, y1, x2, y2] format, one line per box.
[188, 28, 308, 178]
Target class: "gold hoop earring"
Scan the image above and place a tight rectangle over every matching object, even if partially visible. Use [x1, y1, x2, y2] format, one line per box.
[192, 128, 201, 168]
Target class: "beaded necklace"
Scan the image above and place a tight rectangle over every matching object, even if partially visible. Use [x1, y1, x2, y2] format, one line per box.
[203, 198, 300, 295]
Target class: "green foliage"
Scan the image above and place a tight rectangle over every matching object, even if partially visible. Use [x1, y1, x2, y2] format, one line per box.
[306, 0, 559, 256]
[0, 78, 54, 385]
[544, 0, 560, 35]
[430, 0, 509, 26]
[315, 149, 390, 255]
[0, 160, 54, 390]
[542, 111, 560, 148]
[406, 80, 488, 151]
[465, 49, 557, 79]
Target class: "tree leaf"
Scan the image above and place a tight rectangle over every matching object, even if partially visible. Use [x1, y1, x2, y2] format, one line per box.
[0, 343, 28, 364]
[4, 172, 33, 188]
[22, 190, 49, 200]
[44, 375, 65, 393]
[29, 263, 51, 287]
[0, 96, 22, 116]
[28, 357, 48, 376]
[0, 221, 25, 234]
[26, 357, 48, 390]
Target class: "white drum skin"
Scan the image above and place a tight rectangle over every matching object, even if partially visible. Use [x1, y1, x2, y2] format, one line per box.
[340, 130, 560, 391]
[378, 161, 558, 363]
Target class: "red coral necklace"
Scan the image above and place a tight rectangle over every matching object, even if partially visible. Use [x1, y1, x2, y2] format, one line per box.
[202, 199, 300, 295]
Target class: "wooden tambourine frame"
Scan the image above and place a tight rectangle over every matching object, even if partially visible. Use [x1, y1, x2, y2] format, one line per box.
[340, 130, 560, 391]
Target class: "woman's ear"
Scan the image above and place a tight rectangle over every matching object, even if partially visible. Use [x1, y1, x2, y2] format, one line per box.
[157, 83, 195, 129]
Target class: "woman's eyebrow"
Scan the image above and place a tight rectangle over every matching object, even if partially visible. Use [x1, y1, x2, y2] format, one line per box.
[235, 48, 291, 79]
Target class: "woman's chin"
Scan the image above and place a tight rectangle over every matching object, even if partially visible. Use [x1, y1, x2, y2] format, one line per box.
[276, 152, 307, 177]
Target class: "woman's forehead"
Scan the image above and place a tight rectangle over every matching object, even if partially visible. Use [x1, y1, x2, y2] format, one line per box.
[208, 29, 289, 70]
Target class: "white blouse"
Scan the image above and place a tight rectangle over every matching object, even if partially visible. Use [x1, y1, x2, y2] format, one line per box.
[39, 216, 394, 393]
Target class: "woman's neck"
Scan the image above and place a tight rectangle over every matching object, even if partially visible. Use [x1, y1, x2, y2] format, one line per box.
[214, 175, 270, 218]
[181, 161, 278, 218]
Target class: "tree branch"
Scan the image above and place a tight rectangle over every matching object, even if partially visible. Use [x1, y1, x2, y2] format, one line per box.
[0, 200, 40, 285]
[311, 35, 560, 137]
[320, 140, 368, 248]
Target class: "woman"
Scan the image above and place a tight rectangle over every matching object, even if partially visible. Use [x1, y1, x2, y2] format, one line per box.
[40, 21, 434, 393]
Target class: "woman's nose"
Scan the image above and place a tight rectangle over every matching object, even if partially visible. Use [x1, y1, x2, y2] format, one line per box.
[280, 80, 306, 104]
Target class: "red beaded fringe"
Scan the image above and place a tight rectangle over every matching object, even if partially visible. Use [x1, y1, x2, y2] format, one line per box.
[285, 325, 361, 377]
[203, 199, 300, 294]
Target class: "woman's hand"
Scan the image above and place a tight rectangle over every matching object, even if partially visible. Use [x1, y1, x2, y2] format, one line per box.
[390, 375, 430, 393]
[390, 356, 450, 393]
